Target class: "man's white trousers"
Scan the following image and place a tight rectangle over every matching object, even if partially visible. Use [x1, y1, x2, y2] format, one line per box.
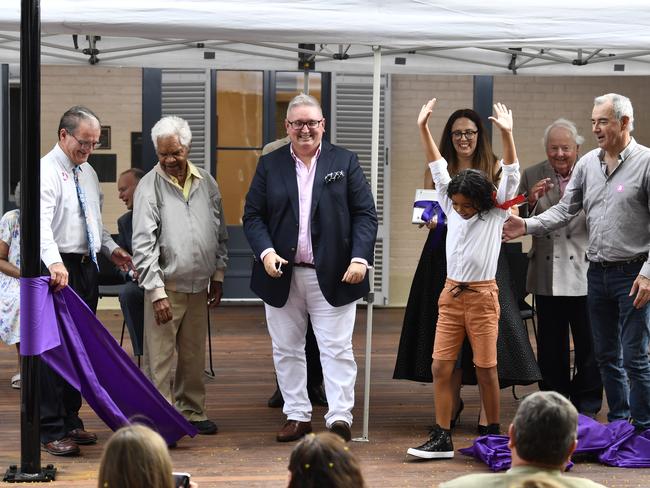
[264, 267, 357, 427]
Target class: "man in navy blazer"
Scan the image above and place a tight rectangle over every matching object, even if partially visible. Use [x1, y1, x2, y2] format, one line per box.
[243, 94, 377, 443]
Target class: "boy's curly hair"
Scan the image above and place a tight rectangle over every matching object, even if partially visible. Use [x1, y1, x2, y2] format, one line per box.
[447, 169, 495, 219]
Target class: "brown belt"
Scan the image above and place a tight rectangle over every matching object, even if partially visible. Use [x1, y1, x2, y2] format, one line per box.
[293, 262, 316, 269]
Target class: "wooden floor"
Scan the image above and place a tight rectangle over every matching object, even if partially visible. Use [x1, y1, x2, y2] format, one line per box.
[0, 306, 648, 487]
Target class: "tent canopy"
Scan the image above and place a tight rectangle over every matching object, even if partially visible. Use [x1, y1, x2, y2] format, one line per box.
[1, 1, 650, 75]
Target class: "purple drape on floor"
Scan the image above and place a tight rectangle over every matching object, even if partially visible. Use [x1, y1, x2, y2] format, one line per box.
[459, 415, 650, 470]
[458, 435, 511, 472]
[20, 277, 197, 444]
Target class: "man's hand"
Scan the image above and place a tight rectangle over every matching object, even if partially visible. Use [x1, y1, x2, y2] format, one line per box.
[418, 216, 438, 230]
[111, 247, 135, 273]
[342, 262, 367, 284]
[502, 215, 527, 241]
[527, 178, 554, 207]
[207, 280, 223, 308]
[263, 252, 288, 279]
[153, 298, 173, 325]
[48, 262, 69, 292]
[489, 102, 514, 133]
[630, 274, 650, 309]
[417, 98, 436, 128]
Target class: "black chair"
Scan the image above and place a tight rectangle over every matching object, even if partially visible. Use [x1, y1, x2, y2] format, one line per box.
[96, 243, 142, 367]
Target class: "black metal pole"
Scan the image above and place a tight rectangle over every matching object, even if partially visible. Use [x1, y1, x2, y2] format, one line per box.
[4, 0, 55, 481]
[19, 0, 42, 475]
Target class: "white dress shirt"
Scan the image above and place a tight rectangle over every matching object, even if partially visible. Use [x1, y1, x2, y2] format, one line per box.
[40, 143, 117, 267]
[429, 158, 520, 282]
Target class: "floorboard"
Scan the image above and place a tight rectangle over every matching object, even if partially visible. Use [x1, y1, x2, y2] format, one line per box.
[0, 306, 647, 487]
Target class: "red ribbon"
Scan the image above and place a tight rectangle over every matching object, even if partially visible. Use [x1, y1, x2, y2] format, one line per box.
[492, 192, 526, 210]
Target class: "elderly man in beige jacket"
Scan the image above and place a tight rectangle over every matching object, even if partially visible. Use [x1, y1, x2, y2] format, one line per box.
[133, 115, 228, 436]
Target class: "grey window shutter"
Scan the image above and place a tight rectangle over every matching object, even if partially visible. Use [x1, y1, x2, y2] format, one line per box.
[161, 69, 209, 169]
[332, 74, 391, 305]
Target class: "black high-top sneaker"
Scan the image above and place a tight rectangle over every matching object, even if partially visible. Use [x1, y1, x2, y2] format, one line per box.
[406, 424, 454, 459]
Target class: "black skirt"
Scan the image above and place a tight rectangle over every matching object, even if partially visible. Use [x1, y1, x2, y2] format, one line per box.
[393, 229, 541, 388]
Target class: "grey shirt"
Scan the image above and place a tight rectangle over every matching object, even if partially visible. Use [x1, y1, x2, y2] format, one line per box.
[526, 138, 650, 279]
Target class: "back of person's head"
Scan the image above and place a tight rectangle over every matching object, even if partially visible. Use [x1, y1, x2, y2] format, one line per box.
[98, 424, 174, 488]
[439, 108, 497, 182]
[288, 432, 366, 488]
[447, 168, 495, 217]
[512, 391, 578, 467]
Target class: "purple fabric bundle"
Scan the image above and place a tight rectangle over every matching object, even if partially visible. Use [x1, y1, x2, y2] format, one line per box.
[459, 414, 650, 470]
[458, 435, 511, 472]
[20, 277, 197, 444]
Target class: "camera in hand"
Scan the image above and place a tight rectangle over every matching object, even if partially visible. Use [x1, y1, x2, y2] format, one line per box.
[173, 472, 191, 488]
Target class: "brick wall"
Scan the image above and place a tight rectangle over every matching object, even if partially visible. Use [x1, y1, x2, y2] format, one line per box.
[389, 75, 474, 305]
[41, 66, 142, 234]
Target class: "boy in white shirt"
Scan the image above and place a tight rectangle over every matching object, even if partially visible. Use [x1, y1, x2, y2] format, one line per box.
[407, 99, 520, 459]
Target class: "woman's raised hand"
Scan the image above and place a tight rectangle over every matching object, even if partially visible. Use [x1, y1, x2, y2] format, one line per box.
[489, 102, 513, 133]
[417, 98, 437, 127]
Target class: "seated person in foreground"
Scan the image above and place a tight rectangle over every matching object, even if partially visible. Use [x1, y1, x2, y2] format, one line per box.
[439, 391, 607, 488]
[98, 423, 198, 488]
[288, 432, 366, 488]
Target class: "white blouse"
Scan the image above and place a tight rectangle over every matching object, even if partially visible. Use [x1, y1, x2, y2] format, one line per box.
[428, 158, 520, 282]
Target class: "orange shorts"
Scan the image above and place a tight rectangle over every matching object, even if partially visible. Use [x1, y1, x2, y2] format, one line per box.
[432, 278, 500, 368]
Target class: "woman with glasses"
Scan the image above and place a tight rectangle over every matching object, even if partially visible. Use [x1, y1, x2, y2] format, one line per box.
[393, 107, 540, 434]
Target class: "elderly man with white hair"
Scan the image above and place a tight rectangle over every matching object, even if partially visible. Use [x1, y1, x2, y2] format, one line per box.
[133, 115, 228, 435]
[518, 118, 602, 417]
[504, 94, 650, 431]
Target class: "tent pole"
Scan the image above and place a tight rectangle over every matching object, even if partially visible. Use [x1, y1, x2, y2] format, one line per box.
[356, 45, 381, 443]
[4, 1, 54, 481]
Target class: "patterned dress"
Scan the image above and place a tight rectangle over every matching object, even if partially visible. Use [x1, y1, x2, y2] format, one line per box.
[0, 209, 20, 345]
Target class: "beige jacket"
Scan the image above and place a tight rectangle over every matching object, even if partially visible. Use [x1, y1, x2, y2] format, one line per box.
[519, 160, 588, 296]
[132, 162, 228, 301]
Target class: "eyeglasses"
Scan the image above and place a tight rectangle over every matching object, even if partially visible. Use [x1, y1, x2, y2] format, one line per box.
[287, 119, 323, 130]
[451, 130, 479, 141]
[66, 130, 101, 150]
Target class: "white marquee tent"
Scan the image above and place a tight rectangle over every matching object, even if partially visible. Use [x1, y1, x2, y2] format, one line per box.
[1, 1, 650, 75]
[3, 0, 649, 442]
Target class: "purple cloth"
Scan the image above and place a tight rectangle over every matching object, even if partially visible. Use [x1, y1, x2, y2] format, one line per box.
[459, 435, 512, 472]
[413, 200, 446, 249]
[20, 277, 197, 444]
[598, 423, 650, 468]
[460, 415, 650, 471]
[575, 415, 630, 454]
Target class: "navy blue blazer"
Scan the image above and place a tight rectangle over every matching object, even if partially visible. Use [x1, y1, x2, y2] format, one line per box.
[243, 140, 378, 308]
[117, 210, 134, 255]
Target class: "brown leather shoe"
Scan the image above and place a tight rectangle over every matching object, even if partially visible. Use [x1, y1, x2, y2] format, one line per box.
[276, 420, 312, 442]
[329, 420, 352, 442]
[67, 428, 98, 445]
[42, 437, 80, 456]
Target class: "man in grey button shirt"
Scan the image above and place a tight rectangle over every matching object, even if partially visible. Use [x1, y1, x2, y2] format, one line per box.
[504, 93, 650, 431]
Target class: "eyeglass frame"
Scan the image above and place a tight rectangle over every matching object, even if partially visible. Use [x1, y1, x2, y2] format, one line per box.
[450, 129, 479, 141]
[286, 119, 323, 130]
[65, 129, 102, 150]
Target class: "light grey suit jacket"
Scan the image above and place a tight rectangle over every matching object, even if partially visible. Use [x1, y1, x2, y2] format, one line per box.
[519, 160, 588, 296]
